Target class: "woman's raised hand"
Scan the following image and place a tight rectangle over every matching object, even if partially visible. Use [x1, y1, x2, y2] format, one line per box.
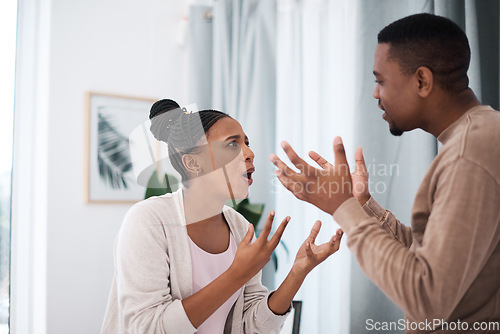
[229, 211, 289, 285]
[292, 221, 343, 276]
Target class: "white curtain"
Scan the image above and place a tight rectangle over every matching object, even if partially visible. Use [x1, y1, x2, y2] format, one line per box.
[274, 1, 358, 333]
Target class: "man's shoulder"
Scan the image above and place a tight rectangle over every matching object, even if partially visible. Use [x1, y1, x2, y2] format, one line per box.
[456, 107, 500, 180]
[463, 107, 500, 152]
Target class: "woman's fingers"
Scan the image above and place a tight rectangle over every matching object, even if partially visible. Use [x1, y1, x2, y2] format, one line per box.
[307, 220, 322, 244]
[328, 229, 344, 252]
[242, 223, 254, 245]
[258, 211, 275, 242]
[269, 216, 290, 248]
[305, 242, 315, 258]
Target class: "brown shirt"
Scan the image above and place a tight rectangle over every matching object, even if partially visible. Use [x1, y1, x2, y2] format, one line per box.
[334, 105, 500, 333]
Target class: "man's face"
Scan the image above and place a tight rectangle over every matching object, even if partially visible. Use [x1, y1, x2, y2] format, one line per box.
[372, 43, 420, 136]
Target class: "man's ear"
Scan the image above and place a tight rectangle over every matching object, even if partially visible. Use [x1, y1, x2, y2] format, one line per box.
[182, 154, 200, 175]
[415, 66, 433, 98]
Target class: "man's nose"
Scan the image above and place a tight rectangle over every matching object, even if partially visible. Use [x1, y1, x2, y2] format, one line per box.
[373, 85, 380, 99]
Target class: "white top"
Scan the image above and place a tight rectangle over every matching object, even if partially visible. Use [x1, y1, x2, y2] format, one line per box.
[188, 232, 241, 333]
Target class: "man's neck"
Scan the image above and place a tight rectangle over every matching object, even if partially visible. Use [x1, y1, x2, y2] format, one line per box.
[423, 88, 481, 137]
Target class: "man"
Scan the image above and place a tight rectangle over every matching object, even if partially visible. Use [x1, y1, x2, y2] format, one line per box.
[270, 13, 500, 333]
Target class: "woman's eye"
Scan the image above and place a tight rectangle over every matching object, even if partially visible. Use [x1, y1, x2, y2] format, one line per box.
[375, 80, 383, 85]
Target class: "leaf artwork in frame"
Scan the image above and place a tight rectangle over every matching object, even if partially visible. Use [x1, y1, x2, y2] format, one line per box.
[86, 92, 157, 203]
[97, 112, 133, 189]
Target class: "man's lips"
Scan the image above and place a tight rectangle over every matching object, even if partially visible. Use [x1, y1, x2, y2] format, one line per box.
[378, 100, 385, 111]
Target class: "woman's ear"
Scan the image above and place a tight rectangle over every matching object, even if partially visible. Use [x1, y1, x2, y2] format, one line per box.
[415, 66, 433, 98]
[182, 154, 201, 175]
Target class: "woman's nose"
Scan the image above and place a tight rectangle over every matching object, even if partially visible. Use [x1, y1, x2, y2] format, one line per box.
[244, 146, 254, 162]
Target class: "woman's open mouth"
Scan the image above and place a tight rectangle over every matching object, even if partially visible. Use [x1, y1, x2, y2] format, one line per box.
[242, 167, 255, 186]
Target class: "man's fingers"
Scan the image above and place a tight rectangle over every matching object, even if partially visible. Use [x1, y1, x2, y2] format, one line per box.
[273, 170, 306, 201]
[280, 141, 312, 173]
[353, 146, 368, 176]
[309, 151, 332, 170]
[333, 137, 350, 171]
[269, 153, 301, 179]
[269, 216, 290, 248]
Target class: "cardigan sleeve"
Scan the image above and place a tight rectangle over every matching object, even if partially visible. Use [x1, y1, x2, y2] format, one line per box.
[241, 271, 290, 333]
[113, 203, 196, 334]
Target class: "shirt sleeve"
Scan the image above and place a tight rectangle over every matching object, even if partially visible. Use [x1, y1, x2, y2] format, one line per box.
[333, 158, 500, 321]
[362, 196, 413, 248]
[115, 204, 197, 334]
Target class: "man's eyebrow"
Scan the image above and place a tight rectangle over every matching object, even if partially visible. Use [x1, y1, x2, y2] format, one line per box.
[373, 70, 382, 77]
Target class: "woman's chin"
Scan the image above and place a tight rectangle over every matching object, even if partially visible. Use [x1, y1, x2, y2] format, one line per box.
[232, 190, 249, 200]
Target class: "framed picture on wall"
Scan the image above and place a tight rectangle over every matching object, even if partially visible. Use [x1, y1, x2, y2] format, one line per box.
[85, 92, 157, 203]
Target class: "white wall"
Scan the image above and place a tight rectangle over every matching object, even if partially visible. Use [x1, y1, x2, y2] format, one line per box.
[20, 0, 190, 333]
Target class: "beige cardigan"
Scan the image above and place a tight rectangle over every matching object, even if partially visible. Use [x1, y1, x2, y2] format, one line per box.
[101, 189, 289, 334]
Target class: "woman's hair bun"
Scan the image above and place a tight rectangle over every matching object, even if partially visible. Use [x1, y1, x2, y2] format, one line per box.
[149, 98, 191, 145]
[149, 99, 181, 119]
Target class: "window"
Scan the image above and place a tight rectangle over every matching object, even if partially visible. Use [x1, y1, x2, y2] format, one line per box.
[0, 0, 18, 333]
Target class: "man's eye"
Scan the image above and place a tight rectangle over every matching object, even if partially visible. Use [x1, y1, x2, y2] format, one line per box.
[375, 80, 383, 85]
[227, 141, 239, 148]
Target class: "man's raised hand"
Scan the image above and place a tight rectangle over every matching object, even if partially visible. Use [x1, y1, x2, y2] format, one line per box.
[269, 136, 354, 215]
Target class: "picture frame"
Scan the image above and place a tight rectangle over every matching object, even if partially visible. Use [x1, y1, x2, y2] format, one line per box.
[85, 92, 158, 203]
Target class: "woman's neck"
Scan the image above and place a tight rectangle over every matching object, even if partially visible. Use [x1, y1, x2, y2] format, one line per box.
[182, 183, 227, 226]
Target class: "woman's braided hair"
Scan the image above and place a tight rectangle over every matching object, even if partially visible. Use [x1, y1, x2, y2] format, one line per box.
[149, 99, 230, 183]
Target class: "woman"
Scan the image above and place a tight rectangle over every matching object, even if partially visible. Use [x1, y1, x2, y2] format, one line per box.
[101, 99, 343, 334]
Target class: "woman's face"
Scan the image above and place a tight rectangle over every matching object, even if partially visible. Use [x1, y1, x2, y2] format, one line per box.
[194, 117, 255, 200]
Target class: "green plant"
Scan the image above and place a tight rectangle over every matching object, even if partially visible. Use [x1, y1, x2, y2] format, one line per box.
[144, 170, 179, 199]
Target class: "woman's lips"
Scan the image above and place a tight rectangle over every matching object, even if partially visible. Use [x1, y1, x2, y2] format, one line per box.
[243, 167, 255, 186]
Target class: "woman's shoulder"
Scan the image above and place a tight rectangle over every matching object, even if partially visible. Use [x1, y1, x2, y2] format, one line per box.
[121, 189, 183, 231]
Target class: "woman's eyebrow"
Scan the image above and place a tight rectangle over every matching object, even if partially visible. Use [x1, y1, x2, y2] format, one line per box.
[224, 134, 241, 141]
[223, 134, 249, 143]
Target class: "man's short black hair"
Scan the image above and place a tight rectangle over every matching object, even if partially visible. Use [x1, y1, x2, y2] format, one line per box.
[378, 13, 471, 94]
